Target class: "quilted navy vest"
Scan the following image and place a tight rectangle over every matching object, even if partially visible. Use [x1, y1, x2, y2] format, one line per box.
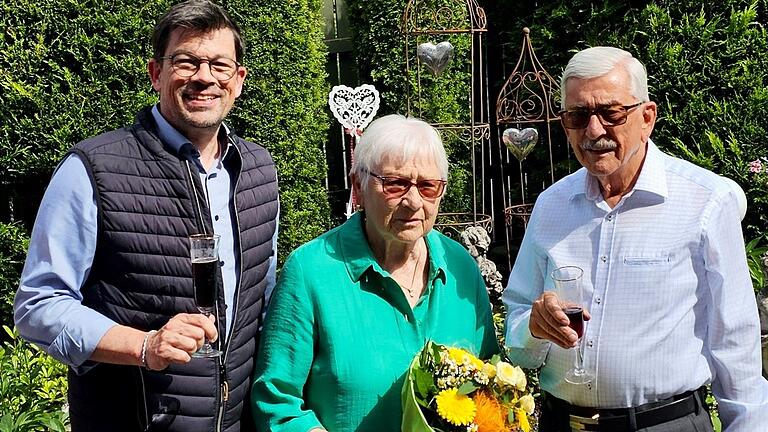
[66, 107, 278, 432]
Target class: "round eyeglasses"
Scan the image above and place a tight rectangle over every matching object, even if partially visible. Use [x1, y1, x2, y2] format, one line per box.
[368, 172, 447, 199]
[559, 102, 643, 129]
[159, 53, 240, 81]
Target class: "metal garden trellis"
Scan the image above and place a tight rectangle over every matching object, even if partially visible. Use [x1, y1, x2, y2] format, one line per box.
[495, 27, 562, 267]
[401, 0, 494, 240]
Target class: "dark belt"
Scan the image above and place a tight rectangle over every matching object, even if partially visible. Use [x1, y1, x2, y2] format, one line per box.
[543, 386, 708, 432]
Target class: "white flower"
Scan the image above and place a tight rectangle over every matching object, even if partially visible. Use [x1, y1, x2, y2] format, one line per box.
[495, 362, 526, 390]
[519, 394, 536, 414]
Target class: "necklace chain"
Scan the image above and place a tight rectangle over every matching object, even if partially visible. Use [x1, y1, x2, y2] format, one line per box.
[405, 243, 423, 299]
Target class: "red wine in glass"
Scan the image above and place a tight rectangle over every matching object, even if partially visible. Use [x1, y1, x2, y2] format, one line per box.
[192, 257, 217, 309]
[551, 265, 594, 384]
[189, 234, 221, 358]
[564, 306, 584, 338]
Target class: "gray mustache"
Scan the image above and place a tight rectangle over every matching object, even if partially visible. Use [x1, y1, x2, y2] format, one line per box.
[581, 138, 617, 151]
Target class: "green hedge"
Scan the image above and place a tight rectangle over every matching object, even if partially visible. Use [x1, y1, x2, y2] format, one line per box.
[485, 0, 768, 238]
[0, 0, 330, 260]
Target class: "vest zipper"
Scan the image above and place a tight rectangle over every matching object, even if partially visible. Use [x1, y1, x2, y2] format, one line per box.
[185, 159, 226, 430]
[216, 136, 243, 432]
[139, 369, 150, 431]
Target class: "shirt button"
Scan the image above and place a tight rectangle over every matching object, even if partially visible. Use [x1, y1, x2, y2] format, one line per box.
[600, 256, 607, 263]
[606, 214, 613, 221]
[588, 340, 594, 348]
[595, 296, 602, 305]
[587, 383, 593, 390]
[404, 314, 409, 322]
[215, 215, 220, 221]
[219, 261, 225, 267]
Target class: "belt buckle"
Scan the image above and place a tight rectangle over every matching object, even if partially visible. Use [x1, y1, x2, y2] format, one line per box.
[568, 413, 599, 431]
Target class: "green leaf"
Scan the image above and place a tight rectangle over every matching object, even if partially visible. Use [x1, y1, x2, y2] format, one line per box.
[413, 368, 435, 400]
[457, 381, 478, 395]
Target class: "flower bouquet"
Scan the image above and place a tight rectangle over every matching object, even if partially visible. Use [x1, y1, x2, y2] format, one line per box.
[402, 341, 535, 432]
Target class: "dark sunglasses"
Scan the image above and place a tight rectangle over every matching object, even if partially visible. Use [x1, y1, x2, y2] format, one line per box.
[559, 102, 643, 129]
[367, 172, 447, 199]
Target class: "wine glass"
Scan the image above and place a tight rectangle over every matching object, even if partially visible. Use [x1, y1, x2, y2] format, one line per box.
[551, 265, 594, 384]
[189, 233, 222, 358]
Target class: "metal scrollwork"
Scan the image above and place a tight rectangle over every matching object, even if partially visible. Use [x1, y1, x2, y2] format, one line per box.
[435, 212, 493, 239]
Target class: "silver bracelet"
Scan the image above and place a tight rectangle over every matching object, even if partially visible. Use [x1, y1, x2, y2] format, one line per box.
[140, 330, 158, 368]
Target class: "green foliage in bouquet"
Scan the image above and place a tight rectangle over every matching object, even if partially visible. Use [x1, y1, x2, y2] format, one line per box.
[402, 342, 534, 432]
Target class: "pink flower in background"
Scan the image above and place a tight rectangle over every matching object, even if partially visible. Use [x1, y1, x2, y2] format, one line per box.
[749, 159, 764, 173]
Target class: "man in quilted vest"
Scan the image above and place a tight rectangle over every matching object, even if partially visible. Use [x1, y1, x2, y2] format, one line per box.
[14, 1, 279, 430]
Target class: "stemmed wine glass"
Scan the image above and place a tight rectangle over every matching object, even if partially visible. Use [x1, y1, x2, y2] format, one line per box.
[189, 233, 221, 358]
[551, 265, 594, 384]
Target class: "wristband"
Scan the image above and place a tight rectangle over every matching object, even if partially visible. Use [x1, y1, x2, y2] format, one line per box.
[140, 330, 158, 368]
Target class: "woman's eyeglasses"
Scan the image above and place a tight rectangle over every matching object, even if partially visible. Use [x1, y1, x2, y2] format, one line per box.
[159, 53, 240, 81]
[368, 172, 446, 199]
[559, 102, 643, 129]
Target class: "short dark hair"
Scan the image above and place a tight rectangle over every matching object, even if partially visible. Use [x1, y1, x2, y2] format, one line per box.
[152, 0, 245, 62]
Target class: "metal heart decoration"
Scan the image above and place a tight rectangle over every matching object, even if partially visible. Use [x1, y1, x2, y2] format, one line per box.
[417, 41, 454, 76]
[328, 84, 380, 131]
[502, 127, 538, 161]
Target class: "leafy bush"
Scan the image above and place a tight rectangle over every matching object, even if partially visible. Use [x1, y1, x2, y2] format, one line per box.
[0, 326, 68, 432]
[0, 224, 28, 336]
[226, 0, 331, 256]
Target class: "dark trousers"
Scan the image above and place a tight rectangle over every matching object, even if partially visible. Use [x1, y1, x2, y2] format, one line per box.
[538, 389, 715, 432]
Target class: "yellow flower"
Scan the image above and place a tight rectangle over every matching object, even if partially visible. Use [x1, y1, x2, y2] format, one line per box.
[435, 388, 476, 426]
[447, 347, 471, 364]
[495, 362, 527, 390]
[515, 408, 531, 432]
[519, 394, 535, 414]
[482, 362, 496, 379]
[446, 347, 483, 370]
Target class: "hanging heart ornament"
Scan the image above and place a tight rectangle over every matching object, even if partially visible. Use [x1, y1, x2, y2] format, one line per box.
[328, 84, 380, 131]
[417, 41, 454, 76]
[502, 127, 538, 161]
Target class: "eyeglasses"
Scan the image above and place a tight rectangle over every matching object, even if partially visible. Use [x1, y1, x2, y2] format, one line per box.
[559, 102, 644, 129]
[159, 53, 240, 81]
[368, 172, 447, 199]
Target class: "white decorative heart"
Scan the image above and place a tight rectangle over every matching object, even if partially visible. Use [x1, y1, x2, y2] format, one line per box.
[328, 84, 380, 131]
[417, 41, 454, 76]
[502, 127, 538, 161]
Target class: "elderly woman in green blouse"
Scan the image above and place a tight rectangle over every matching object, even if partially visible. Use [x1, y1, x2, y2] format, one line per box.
[251, 114, 498, 432]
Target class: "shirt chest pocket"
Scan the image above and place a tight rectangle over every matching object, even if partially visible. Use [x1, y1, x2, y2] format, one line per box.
[623, 254, 671, 266]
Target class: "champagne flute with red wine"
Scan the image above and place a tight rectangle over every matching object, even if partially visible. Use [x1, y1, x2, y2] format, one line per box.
[551, 265, 594, 384]
[189, 233, 221, 358]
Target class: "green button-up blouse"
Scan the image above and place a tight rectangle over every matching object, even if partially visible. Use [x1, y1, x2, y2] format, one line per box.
[252, 212, 499, 432]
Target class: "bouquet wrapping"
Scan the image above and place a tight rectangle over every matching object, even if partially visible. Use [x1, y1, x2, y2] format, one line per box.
[402, 342, 535, 432]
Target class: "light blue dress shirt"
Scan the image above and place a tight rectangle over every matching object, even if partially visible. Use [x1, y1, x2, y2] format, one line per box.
[503, 140, 768, 431]
[14, 105, 278, 371]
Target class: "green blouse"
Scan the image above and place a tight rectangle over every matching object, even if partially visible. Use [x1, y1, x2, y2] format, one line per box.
[251, 213, 498, 432]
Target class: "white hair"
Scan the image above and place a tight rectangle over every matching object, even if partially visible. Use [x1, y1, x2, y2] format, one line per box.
[351, 114, 449, 191]
[560, 46, 649, 108]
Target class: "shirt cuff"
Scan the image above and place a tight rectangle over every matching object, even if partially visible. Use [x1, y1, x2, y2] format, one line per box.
[504, 312, 551, 368]
[49, 310, 116, 368]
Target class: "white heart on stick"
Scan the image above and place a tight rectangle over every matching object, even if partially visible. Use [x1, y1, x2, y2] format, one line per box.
[417, 41, 454, 76]
[502, 127, 538, 161]
[328, 84, 380, 131]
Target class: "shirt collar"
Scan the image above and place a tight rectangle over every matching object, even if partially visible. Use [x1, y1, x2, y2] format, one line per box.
[340, 212, 447, 284]
[151, 104, 233, 164]
[572, 138, 668, 201]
